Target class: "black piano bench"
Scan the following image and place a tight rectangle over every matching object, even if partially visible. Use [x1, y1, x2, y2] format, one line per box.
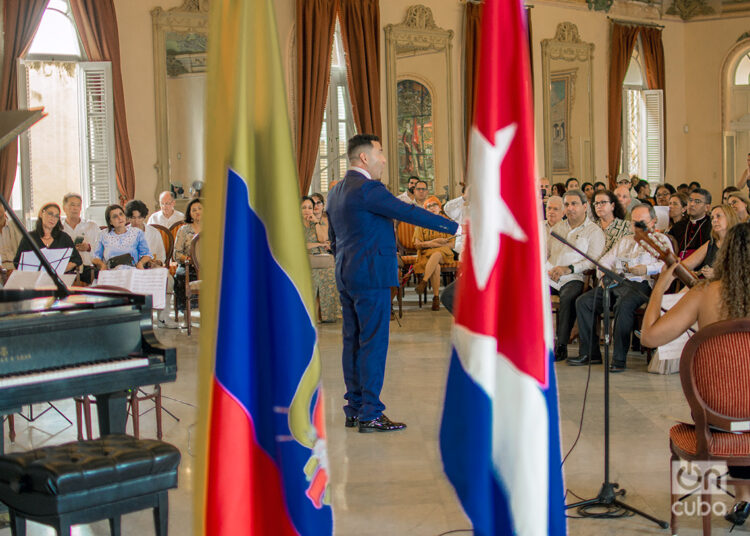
[0, 434, 181, 536]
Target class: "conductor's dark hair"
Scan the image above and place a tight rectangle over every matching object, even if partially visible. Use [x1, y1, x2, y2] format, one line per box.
[347, 134, 380, 162]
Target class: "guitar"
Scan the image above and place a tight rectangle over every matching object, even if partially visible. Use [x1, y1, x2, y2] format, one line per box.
[633, 221, 699, 288]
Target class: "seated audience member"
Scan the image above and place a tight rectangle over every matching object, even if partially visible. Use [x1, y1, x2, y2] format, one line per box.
[592, 189, 631, 254]
[301, 196, 338, 322]
[722, 185, 741, 204]
[173, 198, 202, 313]
[615, 184, 640, 219]
[668, 193, 688, 231]
[92, 204, 152, 271]
[397, 176, 419, 204]
[551, 182, 566, 197]
[565, 177, 579, 191]
[444, 184, 468, 255]
[635, 180, 654, 205]
[413, 180, 429, 207]
[688, 180, 701, 192]
[581, 182, 595, 203]
[147, 191, 185, 228]
[414, 196, 456, 311]
[547, 189, 605, 362]
[669, 188, 711, 259]
[310, 192, 331, 244]
[61, 193, 100, 284]
[544, 195, 564, 258]
[14, 203, 82, 272]
[653, 184, 675, 207]
[126, 199, 177, 328]
[594, 181, 606, 191]
[540, 177, 551, 200]
[641, 222, 750, 528]
[682, 204, 738, 279]
[0, 202, 23, 271]
[727, 192, 750, 223]
[570, 204, 670, 371]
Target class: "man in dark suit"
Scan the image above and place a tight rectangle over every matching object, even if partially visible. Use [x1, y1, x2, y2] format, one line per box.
[327, 134, 458, 433]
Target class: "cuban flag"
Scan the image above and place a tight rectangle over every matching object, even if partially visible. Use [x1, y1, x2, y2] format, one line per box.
[439, 0, 566, 535]
[197, 1, 332, 534]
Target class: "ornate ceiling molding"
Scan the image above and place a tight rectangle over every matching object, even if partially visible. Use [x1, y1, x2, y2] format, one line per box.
[665, 0, 715, 19]
[542, 22, 594, 63]
[384, 5, 453, 55]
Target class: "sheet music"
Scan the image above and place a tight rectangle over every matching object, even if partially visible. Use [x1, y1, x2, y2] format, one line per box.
[97, 268, 168, 309]
[654, 206, 670, 232]
[4, 270, 76, 289]
[656, 291, 697, 361]
[19, 247, 72, 275]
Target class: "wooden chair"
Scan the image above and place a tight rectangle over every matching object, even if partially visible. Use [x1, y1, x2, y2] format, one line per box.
[169, 221, 185, 243]
[549, 269, 596, 343]
[149, 224, 174, 263]
[668, 318, 750, 535]
[184, 233, 201, 335]
[395, 222, 418, 317]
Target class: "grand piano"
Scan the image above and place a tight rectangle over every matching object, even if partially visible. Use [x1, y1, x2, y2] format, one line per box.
[0, 110, 177, 451]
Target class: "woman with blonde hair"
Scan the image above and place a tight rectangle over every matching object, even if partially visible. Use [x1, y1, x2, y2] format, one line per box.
[642, 222, 750, 529]
[414, 196, 455, 310]
[682, 204, 739, 279]
[727, 192, 750, 223]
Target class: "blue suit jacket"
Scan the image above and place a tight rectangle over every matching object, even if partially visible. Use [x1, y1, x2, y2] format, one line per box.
[327, 170, 459, 290]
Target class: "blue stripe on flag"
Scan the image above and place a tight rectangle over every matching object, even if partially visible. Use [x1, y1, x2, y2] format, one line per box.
[214, 168, 332, 533]
[440, 349, 514, 535]
[544, 350, 566, 534]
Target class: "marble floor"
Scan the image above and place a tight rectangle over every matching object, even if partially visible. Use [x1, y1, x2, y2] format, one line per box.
[1, 296, 745, 535]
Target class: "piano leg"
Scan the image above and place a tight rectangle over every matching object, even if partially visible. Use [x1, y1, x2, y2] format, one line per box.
[95, 391, 129, 435]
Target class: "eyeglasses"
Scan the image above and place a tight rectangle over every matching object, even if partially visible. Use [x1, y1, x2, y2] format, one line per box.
[593, 200, 612, 207]
[43, 210, 60, 219]
[313, 201, 324, 206]
[425, 203, 440, 209]
[688, 198, 706, 205]
[415, 187, 428, 191]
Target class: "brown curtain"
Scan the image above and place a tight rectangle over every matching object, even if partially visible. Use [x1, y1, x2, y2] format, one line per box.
[463, 2, 482, 148]
[296, 0, 337, 195]
[69, 0, 135, 203]
[607, 23, 639, 189]
[640, 26, 666, 171]
[339, 0, 381, 139]
[0, 0, 47, 201]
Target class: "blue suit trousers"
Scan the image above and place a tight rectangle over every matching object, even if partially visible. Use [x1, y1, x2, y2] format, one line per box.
[339, 287, 391, 422]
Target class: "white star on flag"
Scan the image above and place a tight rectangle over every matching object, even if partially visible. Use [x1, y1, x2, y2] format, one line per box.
[466, 124, 527, 290]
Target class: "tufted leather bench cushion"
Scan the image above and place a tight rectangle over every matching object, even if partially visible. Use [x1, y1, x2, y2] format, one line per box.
[0, 435, 180, 520]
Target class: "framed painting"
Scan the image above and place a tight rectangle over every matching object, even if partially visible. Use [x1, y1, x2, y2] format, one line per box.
[549, 69, 576, 174]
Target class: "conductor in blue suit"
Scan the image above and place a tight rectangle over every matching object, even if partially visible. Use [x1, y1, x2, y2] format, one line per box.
[327, 134, 459, 433]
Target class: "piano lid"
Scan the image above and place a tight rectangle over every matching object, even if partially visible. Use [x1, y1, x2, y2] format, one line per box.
[0, 109, 45, 150]
[0, 288, 139, 318]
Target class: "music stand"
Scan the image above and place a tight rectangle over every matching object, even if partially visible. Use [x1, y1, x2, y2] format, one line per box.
[551, 231, 669, 529]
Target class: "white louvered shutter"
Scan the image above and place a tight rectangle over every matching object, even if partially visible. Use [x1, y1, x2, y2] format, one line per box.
[78, 62, 116, 221]
[641, 89, 664, 183]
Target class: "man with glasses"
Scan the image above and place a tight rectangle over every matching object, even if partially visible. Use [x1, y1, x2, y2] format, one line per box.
[61, 193, 101, 284]
[546, 189, 605, 362]
[570, 204, 671, 372]
[668, 188, 711, 260]
[147, 191, 185, 228]
[397, 175, 420, 204]
[413, 180, 429, 207]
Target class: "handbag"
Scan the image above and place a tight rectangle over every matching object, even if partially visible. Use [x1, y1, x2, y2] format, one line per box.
[308, 253, 334, 269]
[107, 253, 135, 269]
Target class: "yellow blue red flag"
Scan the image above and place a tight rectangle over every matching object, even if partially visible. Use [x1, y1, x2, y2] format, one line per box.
[195, 0, 332, 534]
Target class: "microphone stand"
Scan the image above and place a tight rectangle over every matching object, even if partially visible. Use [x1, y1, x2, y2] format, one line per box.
[551, 231, 669, 529]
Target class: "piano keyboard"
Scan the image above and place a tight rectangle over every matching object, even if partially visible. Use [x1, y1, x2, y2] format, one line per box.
[0, 357, 150, 389]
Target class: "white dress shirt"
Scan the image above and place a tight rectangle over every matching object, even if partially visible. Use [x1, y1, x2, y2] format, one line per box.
[396, 191, 415, 204]
[61, 217, 101, 266]
[546, 218, 605, 287]
[598, 232, 672, 286]
[443, 195, 467, 254]
[147, 210, 185, 228]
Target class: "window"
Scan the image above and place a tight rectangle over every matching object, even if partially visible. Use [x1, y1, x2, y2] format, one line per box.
[621, 39, 664, 185]
[734, 54, 750, 86]
[14, 0, 117, 225]
[311, 23, 356, 195]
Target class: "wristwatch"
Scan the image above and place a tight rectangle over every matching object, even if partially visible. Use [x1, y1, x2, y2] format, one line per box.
[568, 264, 574, 274]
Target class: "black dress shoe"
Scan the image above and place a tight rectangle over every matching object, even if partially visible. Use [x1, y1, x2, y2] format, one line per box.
[345, 416, 358, 428]
[725, 501, 750, 527]
[554, 346, 567, 362]
[358, 414, 406, 433]
[609, 363, 626, 373]
[566, 355, 602, 366]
